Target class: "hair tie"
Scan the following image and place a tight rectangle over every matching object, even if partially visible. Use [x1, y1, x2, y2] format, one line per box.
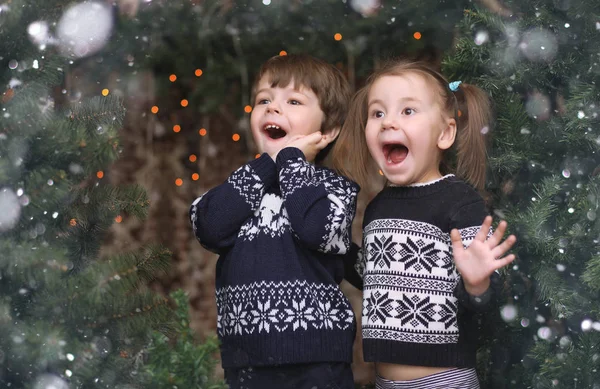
[449, 81, 462, 92]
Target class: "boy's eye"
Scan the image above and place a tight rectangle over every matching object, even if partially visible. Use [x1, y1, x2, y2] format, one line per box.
[402, 108, 415, 115]
[257, 99, 270, 105]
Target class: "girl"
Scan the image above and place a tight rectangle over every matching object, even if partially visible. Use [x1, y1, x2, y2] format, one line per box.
[333, 60, 516, 388]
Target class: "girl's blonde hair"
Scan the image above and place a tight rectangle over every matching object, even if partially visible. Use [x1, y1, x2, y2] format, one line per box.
[332, 59, 492, 191]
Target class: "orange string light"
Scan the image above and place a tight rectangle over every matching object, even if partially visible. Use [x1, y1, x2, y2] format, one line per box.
[169, 74, 177, 82]
[232, 134, 241, 142]
[175, 178, 183, 186]
[199, 128, 207, 136]
[173, 125, 181, 133]
[334, 33, 342, 41]
[97, 171, 104, 179]
[195, 69, 203, 77]
[244, 105, 252, 113]
[180, 99, 189, 107]
[413, 32, 422, 40]
[115, 215, 123, 223]
[101, 89, 109, 96]
[189, 154, 197, 162]
[279, 50, 288, 56]
[191, 173, 199, 181]
[151, 106, 159, 114]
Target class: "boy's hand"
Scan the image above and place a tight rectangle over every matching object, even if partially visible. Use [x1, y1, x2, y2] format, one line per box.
[272, 132, 328, 163]
[451, 216, 516, 296]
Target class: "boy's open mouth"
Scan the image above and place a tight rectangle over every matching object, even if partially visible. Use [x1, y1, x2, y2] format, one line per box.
[383, 143, 409, 164]
[264, 124, 287, 140]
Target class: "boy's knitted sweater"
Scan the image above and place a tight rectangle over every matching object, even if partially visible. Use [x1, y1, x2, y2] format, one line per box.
[350, 175, 501, 368]
[190, 148, 359, 369]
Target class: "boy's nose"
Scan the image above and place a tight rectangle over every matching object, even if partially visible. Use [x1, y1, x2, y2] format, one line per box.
[266, 102, 281, 114]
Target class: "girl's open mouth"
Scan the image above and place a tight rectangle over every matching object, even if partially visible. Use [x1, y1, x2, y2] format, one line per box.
[383, 143, 409, 164]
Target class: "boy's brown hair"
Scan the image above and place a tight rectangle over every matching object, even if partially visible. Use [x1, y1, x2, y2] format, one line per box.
[332, 59, 492, 190]
[252, 54, 352, 163]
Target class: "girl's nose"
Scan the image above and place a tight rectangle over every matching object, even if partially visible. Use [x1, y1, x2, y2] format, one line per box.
[382, 114, 399, 131]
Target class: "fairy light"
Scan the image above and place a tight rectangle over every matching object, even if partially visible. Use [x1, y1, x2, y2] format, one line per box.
[334, 33, 342, 41]
[189, 154, 197, 162]
[232, 133, 241, 142]
[151, 106, 159, 114]
[115, 215, 123, 223]
[173, 125, 181, 133]
[255, 154, 261, 159]
[169, 74, 177, 82]
[97, 171, 104, 179]
[195, 69, 203, 77]
[413, 32, 422, 40]
[244, 105, 252, 113]
[199, 128, 207, 136]
[175, 178, 183, 186]
[180, 99, 189, 107]
[101, 89, 109, 96]
[191, 173, 199, 181]
[279, 50, 288, 56]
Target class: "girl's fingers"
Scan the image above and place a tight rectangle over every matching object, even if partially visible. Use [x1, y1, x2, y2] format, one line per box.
[474, 216, 493, 242]
[491, 234, 517, 259]
[450, 229, 464, 254]
[486, 220, 507, 247]
[491, 254, 516, 270]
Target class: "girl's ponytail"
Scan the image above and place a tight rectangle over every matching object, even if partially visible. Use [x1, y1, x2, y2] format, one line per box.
[453, 83, 492, 191]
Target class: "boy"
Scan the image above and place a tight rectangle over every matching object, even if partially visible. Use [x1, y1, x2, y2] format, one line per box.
[189, 54, 358, 389]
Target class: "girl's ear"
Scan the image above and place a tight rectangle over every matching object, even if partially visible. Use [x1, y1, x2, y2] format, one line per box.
[322, 126, 341, 145]
[438, 117, 456, 150]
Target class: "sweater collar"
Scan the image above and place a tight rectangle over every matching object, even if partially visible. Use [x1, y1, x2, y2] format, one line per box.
[381, 174, 458, 198]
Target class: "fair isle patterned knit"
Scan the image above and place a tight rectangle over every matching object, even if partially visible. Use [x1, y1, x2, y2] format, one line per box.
[189, 147, 359, 369]
[354, 175, 500, 368]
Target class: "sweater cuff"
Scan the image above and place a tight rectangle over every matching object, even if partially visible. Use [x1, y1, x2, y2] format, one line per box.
[248, 153, 277, 186]
[456, 272, 501, 312]
[276, 147, 306, 170]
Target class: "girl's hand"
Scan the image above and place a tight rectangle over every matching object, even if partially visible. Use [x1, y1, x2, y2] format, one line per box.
[451, 216, 516, 296]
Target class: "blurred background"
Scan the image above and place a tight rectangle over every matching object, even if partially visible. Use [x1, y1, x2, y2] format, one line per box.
[1, 0, 599, 388]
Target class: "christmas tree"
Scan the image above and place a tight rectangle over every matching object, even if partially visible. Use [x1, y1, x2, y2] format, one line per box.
[0, 1, 181, 387]
[2, 0, 592, 387]
[117, 1, 597, 387]
[444, 1, 600, 387]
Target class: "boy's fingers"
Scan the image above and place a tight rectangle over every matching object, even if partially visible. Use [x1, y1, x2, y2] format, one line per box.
[304, 131, 322, 143]
[316, 136, 329, 150]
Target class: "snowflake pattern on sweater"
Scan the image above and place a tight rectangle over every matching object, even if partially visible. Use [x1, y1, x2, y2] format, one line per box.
[356, 175, 500, 368]
[216, 280, 354, 336]
[189, 149, 359, 368]
[362, 218, 462, 343]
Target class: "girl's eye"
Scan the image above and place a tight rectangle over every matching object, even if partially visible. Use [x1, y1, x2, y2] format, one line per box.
[289, 99, 301, 105]
[402, 108, 415, 115]
[372, 110, 384, 118]
[257, 99, 269, 105]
